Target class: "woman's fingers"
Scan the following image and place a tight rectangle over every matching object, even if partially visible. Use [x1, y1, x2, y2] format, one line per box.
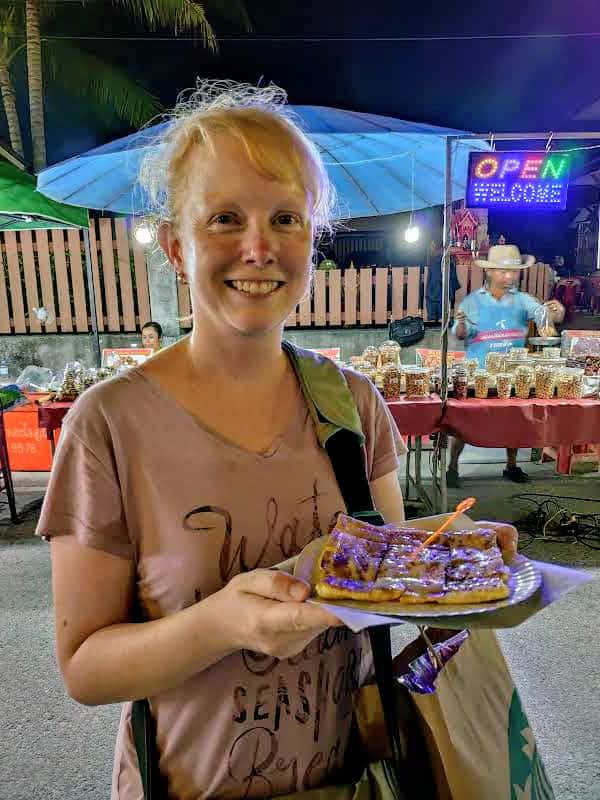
[232, 568, 311, 603]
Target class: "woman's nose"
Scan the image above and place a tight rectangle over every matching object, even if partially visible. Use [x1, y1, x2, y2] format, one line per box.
[241, 223, 276, 267]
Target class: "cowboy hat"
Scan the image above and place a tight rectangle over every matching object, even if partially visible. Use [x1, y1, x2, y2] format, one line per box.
[474, 244, 535, 270]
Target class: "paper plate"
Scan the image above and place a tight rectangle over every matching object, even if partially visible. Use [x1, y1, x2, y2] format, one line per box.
[294, 535, 542, 622]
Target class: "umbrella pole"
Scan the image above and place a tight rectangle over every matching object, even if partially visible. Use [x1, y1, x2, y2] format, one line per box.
[438, 136, 454, 513]
[83, 228, 101, 367]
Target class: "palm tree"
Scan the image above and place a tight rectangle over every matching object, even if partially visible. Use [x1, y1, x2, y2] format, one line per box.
[23, 0, 251, 171]
[0, 8, 24, 157]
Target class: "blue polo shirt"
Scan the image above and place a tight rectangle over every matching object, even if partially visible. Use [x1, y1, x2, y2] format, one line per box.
[452, 287, 543, 366]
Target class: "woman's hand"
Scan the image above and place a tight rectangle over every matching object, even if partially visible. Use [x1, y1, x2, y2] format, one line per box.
[217, 569, 343, 660]
[476, 520, 519, 560]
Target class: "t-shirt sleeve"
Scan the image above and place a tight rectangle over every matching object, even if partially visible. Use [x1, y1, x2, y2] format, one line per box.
[35, 391, 133, 560]
[344, 369, 406, 481]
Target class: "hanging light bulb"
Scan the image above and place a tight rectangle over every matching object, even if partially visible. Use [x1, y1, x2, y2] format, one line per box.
[404, 224, 420, 243]
[133, 222, 154, 246]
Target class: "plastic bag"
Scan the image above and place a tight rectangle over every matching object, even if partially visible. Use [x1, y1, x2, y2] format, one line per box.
[0, 384, 28, 411]
[16, 365, 54, 392]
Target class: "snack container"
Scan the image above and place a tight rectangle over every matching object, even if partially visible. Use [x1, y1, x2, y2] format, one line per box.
[495, 373, 512, 399]
[452, 366, 468, 400]
[382, 364, 402, 400]
[379, 340, 401, 367]
[362, 346, 380, 368]
[508, 347, 529, 362]
[403, 366, 430, 398]
[535, 364, 556, 399]
[473, 369, 490, 399]
[556, 368, 584, 400]
[485, 352, 505, 374]
[514, 366, 533, 400]
[464, 358, 479, 379]
[538, 347, 561, 360]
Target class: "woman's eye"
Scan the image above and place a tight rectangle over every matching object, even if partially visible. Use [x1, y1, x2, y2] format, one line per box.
[274, 213, 302, 227]
[211, 213, 238, 226]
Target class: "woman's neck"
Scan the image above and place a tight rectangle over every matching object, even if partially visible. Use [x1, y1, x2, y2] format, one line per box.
[186, 324, 288, 387]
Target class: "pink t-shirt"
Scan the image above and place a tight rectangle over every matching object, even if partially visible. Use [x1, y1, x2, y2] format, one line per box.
[37, 364, 404, 800]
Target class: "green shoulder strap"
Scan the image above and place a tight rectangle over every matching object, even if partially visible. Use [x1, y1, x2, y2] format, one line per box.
[282, 340, 365, 448]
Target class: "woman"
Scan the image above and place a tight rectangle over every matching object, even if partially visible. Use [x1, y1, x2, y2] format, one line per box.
[36, 82, 408, 799]
[141, 321, 163, 352]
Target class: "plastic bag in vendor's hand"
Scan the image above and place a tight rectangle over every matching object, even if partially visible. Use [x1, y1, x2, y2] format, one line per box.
[16, 365, 54, 392]
[0, 384, 28, 411]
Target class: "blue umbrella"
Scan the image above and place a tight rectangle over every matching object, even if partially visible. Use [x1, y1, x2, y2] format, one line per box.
[37, 106, 489, 218]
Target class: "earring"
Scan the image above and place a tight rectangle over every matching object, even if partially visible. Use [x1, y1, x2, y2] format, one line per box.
[177, 273, 189, 286]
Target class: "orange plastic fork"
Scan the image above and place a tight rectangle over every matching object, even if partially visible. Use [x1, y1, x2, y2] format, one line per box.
[412, 497, 476, 557]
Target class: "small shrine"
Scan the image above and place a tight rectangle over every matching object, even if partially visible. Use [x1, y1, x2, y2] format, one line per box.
[450, 206, 490, 268]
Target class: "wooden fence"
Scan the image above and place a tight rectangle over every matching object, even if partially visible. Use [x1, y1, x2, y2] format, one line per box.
[0, 217, 150, 334]
[0, 218, 553, 333]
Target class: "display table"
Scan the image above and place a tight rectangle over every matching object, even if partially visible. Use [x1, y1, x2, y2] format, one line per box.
[442, 397, 600, 448]
[37, 402, 74, 456]
[386, 396, 443, 436]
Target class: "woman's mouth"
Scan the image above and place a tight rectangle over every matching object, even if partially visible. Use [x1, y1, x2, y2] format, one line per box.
[225, 280, 284, 296]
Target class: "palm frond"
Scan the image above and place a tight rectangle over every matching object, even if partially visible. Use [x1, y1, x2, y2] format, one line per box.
[45, 39, 163, 127]
[115, 0, 217, 48]
[202, 0, 252, 31]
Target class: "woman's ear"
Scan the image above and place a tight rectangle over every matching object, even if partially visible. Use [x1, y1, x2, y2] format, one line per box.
[157, 222, 183, 271]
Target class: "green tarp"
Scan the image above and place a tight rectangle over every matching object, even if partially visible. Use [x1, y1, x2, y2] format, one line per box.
[0, 161, 88, 230]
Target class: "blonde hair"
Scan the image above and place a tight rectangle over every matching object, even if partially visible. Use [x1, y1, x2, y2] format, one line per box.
[138, 80, 336, 236]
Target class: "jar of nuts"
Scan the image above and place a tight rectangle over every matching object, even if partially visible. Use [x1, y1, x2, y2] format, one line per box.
[485, 352, 506, 374]
[382, 364, 402, 400]
[535, 365, 556, 399]
[379, 340, 401, 367]
[508, 347, 529, 362]
[403, 366, 430, 398]
[473, 369, 490, 399]
[452, 365, 469, 400]
[362, 346, 380, 368]
[514, 366, 533, 399]
[556, 368, 584, 400]
[539, 347, 561, 360]
[464, 358, 479, 379]
[496, 372, 513, 399]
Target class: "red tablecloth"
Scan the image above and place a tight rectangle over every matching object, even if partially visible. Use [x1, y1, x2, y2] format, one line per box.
[37, 402, 74, 437]
[442, 397, 600, 448]
[386, 396, 443, 437]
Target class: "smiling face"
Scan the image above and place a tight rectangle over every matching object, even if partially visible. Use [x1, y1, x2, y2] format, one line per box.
[159, 133, 314, 340]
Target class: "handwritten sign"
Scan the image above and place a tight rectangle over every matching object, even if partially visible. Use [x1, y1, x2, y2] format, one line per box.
[466, 151, 571, 210]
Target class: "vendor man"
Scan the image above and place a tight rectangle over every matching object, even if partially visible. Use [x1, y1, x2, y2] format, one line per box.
[449, 244, 564, 486]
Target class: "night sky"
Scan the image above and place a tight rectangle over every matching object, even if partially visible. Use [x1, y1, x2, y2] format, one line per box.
[8, 0, 600, 258]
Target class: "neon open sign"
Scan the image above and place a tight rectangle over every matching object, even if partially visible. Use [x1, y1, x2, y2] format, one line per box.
[466, 151, 571, 210]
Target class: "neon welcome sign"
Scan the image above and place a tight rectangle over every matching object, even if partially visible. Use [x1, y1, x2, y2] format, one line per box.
[466, 151, 571, 210]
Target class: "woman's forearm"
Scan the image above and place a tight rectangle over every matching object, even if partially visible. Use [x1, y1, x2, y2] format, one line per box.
[64, 591, 235, 706]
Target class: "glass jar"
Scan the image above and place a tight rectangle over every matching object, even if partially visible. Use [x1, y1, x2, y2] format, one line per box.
[538, 347, 561, 360]
[496, 372, 513, 399]
[379, 340, 401, 367]
[382, 364, 402, 400]
[535, 365, 556, 399]
[514, 366, 533, 399]
[556, 368, 584, 400]
[403, 366, 430, 398]
[452, 366, 469, 400]
[464, 358, 479, 379]
[508, 347, 529, 362]
[485, 352, 505, 374]
[362, 346, 380, 368]
[473, 369, 490, 399]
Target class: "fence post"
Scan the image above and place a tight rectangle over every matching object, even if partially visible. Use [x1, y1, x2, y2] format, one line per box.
[146, 247, 180, 340]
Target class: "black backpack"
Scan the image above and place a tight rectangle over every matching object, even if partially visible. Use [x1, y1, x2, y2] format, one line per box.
[388, 316, 425, 347]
